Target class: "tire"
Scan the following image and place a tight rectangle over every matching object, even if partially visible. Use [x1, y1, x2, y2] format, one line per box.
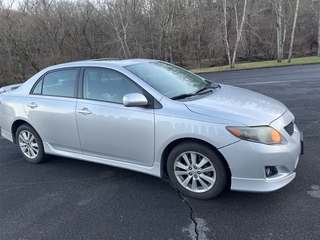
[167, 141, 228, 200]
[16, 124, 47, 164]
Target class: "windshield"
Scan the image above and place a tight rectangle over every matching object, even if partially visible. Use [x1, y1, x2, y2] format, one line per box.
[125, 62, 207, 98]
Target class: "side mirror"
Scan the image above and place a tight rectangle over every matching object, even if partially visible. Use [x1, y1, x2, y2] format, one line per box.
[123, 93, 148, 107]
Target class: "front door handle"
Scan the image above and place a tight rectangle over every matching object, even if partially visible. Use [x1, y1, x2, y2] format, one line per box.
[27, 102, 38, 109]
[77, 108, 92, 115]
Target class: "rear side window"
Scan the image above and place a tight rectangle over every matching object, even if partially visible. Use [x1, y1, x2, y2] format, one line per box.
[33, 79, 43, 94]
[32, 69, 78, 97]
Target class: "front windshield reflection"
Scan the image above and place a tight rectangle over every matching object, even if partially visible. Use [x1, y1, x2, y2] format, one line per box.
[125, 62, 207, 98]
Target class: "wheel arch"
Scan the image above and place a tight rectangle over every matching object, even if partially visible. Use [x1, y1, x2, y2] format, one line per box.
[11, 120, 31, 144]
[161, 138, 231, 183]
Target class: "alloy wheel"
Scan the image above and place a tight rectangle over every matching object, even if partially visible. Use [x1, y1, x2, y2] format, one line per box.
[173, 151, 216, 193]
[18, 130, 39, 159]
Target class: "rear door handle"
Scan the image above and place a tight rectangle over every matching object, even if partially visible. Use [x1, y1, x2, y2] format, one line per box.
[27, 102, 38, 109]
[77, 108, 92, 115]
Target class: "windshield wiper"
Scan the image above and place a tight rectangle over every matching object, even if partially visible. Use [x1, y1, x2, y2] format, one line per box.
[171, 81, 220, 100]
[195, 87, 212, 94]
[171, 93, 195, 100]
[171, 88, 213, 100]
[193, 81, 220, 94]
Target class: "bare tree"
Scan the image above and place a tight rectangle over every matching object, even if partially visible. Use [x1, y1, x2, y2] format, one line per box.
[312, 0, 320, 57]
[1, 0, 320, 87]
[151, 0, 177, 62]
[288, 0, 300, 62]
[223, 0, 248, 68]
[318, 2, 320, 56]
[107, 0, 132, 58]
[271, 0, 286, 62]
[41, 0, 56, 60]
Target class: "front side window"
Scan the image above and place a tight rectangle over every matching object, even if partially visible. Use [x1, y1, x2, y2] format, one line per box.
[83, 68, 142, 104]
[32, 69, 78, 97]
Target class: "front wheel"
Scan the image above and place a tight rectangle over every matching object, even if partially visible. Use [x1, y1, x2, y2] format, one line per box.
[16, 124, 47, 164]
[167, 141, 228, 200]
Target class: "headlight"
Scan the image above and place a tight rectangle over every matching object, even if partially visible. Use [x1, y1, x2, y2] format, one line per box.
[226, 126, 284, 145]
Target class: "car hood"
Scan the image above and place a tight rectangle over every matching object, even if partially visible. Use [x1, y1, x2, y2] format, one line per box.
[185, 84, 287, 126]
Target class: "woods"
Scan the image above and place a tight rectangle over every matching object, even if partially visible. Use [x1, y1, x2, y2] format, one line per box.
[0, 0, 319, 86]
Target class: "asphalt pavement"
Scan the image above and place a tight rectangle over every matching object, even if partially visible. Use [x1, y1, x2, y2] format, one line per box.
[1, 64, 319, 240]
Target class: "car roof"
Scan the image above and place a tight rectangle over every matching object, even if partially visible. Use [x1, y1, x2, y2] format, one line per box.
[51, 58, 159, 69]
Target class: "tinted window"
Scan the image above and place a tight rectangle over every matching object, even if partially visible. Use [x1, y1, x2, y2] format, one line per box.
[83, 68, 142, 103]
[32, 69, 78, 97]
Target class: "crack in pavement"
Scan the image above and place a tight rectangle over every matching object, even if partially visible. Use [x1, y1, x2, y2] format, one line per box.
[176, 188, 210, 240]
[177, 190, 199, 240]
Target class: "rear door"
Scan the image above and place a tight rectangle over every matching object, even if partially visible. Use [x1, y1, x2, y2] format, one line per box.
[24, 68, 82, 153]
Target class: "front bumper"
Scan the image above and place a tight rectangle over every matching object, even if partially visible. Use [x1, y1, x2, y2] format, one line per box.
[230, 172, 297, 192]
[219, 111, 302, 193]
[300, 131, 304, 155]
[220, 140, 301, 192]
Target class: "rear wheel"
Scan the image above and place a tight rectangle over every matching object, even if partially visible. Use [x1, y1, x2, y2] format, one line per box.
[167, 141, 228, 200]
[16, 124, 47, 164]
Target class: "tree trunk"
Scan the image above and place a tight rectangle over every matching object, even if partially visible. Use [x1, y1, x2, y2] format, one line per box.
[318, 2, 320, 57]
[276, 0, 283, 62]
[231, 0, 248, 68]
[197, 31, 201, 67]
[288, 0, 300, 62]
[41, 0, 56, 60]
[222, 0, 231, 68]
[223, 0, 248, 69]
[281, 17, 287, 59]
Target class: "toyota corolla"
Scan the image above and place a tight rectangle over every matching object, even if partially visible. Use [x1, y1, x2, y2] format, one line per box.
[0, 59, 303, 199]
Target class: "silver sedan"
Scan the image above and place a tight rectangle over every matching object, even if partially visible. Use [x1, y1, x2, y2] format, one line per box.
[0, 59, 303, 199]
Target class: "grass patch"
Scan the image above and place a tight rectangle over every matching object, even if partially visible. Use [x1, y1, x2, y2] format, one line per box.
[191, 56, 320, 74]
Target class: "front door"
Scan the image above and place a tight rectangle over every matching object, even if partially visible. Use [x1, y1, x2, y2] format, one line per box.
[76, 68, 155, 166]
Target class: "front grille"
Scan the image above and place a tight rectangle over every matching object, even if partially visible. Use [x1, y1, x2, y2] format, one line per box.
[284, 121, 294, 136]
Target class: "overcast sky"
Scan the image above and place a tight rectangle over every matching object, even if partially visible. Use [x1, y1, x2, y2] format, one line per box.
[2, 0, 20, 9]
[2, 0, 98, 10]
